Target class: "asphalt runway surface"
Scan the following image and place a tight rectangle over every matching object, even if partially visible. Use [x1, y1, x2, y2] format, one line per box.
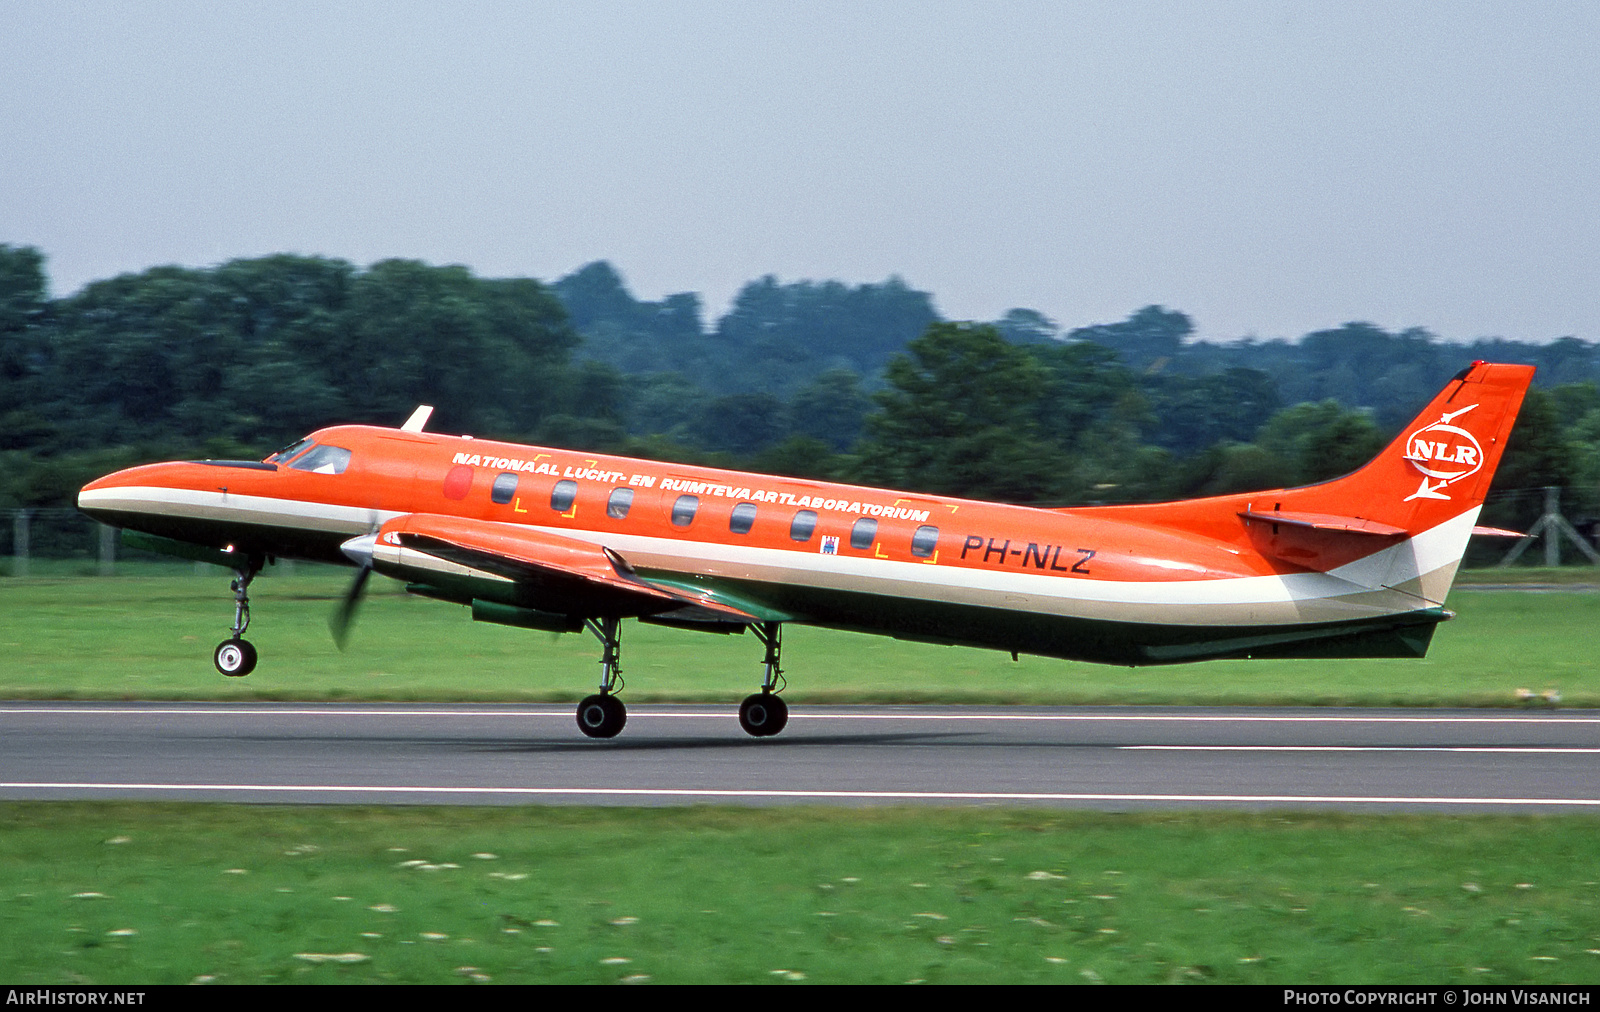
[3, 702, 1598, 812]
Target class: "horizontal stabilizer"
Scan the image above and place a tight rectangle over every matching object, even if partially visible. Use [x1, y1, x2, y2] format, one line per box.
[1237, 509, 1407, 537]
[1238, 508, 1408, 572]
[1470, 525, 1523, 538]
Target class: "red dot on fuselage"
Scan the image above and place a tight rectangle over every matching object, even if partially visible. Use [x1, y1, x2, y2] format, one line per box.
[443, 465, 473, 500]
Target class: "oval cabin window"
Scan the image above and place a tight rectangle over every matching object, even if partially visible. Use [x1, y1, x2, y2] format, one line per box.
[491, 472, 518, 504]
[790, 510, 818, 542]
[729, 502, 758, 534]
[671, 495, 699, 527]
[850, 517, 878, 550]
[607, 487, 634, 519]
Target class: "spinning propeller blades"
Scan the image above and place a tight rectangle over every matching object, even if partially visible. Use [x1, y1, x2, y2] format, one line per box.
[331, 533, 378, 650]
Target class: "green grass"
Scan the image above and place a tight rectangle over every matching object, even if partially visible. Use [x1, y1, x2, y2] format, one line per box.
[0, 565, 1596, 706]
[1, 803, 1596, 985]
[4, 569, 1597, 984]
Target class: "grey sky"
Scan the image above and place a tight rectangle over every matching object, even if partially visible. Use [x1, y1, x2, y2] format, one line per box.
[3, 1, 1596, 343]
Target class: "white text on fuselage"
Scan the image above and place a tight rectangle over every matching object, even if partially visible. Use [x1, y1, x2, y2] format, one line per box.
[452, 453, 931, 522]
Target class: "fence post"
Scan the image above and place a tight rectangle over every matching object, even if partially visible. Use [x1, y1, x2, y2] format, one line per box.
[98, 523, 116, 576]
[1498, 485, 1600, 567]
[1544, 486, 1560, 568]
[11, 509, 28, 578]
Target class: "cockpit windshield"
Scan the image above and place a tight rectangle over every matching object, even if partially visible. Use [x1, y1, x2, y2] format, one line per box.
[286, 444, 352, 475]
[266, 436, 315, 464]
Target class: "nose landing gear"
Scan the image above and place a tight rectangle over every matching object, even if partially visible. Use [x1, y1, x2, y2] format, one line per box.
[213, 557, 262, 677]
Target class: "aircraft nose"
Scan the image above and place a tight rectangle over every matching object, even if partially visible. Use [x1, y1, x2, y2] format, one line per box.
[77, 461, 191, 526]
[340, 533, 378, 567]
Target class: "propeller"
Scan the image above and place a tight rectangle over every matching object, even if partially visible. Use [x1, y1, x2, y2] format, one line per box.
[330, 533, 378, 650]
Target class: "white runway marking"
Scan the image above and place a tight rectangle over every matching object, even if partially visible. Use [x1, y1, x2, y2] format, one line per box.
[1122, 745, 1600, 754]
[3, 782, 1599, 806]
[2, 706, 1596, 725]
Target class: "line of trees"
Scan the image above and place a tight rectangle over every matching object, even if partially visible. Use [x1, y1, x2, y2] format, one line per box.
[4, 244, 1600, 555]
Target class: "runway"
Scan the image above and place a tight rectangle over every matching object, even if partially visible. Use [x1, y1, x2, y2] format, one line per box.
[2, 702, 1597, 811]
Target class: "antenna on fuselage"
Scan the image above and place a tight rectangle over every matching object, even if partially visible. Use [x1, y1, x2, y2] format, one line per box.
[401, 405, 434, 433]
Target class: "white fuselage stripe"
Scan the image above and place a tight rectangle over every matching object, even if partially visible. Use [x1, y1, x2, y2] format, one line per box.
[80, 485, 1472, 622]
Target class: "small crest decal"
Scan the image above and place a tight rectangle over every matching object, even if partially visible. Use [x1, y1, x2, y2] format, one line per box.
[820, 535, 839, 555]
[1402, 404, 1483, 501]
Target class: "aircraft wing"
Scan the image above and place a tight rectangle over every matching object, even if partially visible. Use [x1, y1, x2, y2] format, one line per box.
[371, 513, 771, 623]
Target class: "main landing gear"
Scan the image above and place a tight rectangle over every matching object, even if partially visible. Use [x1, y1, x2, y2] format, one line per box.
[576, 617, 627, 738]
[738, 622, 788, 738]
[572, 618, 792, 739]
[213, 557, 263, 677]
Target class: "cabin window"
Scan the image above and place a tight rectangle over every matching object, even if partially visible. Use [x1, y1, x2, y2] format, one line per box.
[491, 472, 519, 505]
[911, 525, 940, 558]
[850, 517, 878, 550]
[729, 502, 758, 535]
[550, 479, 577, 512]
[671, 495, 699, 527]
[790, 509, 818, 542]
[607, 487, 634, 519]
[287, 445, 351, 475]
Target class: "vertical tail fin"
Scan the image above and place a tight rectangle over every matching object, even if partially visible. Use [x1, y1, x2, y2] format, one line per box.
[1287, 361, 1534, 534]
[1269, 361, 1534, 603]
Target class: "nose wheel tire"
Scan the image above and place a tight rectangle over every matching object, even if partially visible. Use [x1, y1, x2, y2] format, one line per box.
[214, 638, 257, 677]
[576, 694, 627, 739]
[739, 692, 788, 737]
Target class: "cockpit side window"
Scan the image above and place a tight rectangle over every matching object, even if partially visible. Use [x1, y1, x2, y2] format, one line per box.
[266, 436, 315, 464]
[287, 445, 352, 475]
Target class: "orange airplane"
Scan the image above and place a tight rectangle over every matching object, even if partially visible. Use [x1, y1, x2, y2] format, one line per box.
[78, 361, 1533, 738]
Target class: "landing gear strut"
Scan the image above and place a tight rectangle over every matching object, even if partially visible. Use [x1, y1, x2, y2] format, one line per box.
[739, 622, 788, 737]
[576, 616, 627, 738]
[214, 558, 262, 676]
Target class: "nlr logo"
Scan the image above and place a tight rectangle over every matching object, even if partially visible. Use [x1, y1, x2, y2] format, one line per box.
[1403, 404, 1482, 501]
